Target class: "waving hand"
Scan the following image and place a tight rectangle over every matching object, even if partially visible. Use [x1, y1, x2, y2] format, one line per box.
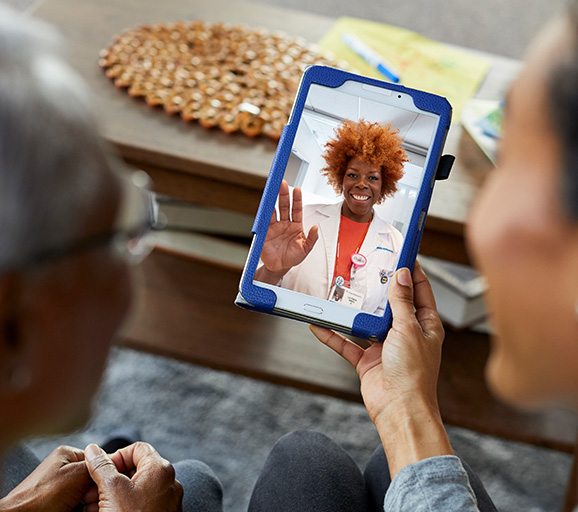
[256, 180, 319, 284]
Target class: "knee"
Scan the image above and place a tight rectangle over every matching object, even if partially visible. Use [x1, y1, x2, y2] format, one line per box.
[174, 459, 223, 511]
[272, 430, 335, 457]
[267, 430, 359, 475]
[250, 431, 367, 512]
[175, 459, 222, 491]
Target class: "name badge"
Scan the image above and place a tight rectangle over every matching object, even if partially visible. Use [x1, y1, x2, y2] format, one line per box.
[329, 285, 364, 309]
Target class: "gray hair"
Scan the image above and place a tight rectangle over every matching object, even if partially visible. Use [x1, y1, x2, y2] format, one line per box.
[547, 1, 578, 220]
[0, 6, 116, 271]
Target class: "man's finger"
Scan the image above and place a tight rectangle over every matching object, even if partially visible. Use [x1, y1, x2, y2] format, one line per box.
[85, 444, 123, 488]
[54, 444, 85, 463]
[109, 442, 160, 474]
[82, 483, 99, 504]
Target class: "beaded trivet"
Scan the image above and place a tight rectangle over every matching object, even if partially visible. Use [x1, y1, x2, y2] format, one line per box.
[99, 21, 346, 140]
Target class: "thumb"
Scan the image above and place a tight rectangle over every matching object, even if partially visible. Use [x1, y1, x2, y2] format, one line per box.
[85, 444, 120, 486]
[388, 267, 416, 323]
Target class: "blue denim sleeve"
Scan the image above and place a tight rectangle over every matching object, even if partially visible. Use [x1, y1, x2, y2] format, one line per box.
[384, 455, 480, 511]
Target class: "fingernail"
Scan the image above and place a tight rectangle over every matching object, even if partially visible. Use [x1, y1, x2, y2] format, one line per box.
[396, 268, 412, 287]
[85, 444, 102, 462]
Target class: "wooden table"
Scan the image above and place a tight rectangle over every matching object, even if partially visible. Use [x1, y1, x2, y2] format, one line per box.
[34, 0, 522, 265]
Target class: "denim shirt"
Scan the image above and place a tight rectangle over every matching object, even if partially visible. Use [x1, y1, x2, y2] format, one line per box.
[384, 456, 480, 511]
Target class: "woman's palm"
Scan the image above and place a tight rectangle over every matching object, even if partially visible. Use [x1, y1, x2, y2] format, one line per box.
[261, 219, 313, 272]
[261, 181, 319, 274]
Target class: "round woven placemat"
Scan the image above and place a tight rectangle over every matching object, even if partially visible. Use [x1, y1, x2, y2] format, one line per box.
[99, 21, 347, 140]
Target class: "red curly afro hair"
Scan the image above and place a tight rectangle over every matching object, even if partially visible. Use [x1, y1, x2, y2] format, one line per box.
[321, 119, 407, 204]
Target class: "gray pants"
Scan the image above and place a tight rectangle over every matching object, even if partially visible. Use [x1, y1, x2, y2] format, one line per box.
[0, 444, 223, 512]
[248, 430, 498, 512]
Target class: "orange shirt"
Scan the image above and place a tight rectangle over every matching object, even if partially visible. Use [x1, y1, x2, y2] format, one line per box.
[334, 215, 371, 284]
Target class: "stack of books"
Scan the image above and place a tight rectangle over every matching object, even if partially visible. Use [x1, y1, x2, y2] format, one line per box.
[417, 254, 488, 330]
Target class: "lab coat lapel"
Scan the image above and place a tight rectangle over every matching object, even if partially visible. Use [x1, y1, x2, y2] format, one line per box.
[355, 212, 393, 305]
[316, 202, 342, 297]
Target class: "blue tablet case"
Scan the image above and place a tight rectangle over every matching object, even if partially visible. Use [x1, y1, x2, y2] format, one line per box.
[236, 65, 452, 341]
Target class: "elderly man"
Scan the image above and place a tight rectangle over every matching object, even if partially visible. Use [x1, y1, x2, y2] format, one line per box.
[0, 7, 222, 511]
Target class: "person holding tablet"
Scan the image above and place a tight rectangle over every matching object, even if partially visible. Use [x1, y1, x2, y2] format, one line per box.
[255, 119, 408, 315]
[249, 3, 578, 510]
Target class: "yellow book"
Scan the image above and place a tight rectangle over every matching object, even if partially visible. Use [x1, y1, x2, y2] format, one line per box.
[318, 17, 490, 120]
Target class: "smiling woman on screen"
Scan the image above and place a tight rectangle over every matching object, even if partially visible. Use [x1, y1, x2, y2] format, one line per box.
[255, 119, 408, 315]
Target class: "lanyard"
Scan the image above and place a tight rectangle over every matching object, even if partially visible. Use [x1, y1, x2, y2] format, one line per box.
[333, 217, 371, 285]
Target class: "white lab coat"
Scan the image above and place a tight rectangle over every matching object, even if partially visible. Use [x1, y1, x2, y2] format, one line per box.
[280, 201, 403, 315]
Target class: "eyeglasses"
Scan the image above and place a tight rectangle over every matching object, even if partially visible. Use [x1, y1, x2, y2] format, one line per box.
[3, 170, 160, 273]
[109, 170, 159, 265]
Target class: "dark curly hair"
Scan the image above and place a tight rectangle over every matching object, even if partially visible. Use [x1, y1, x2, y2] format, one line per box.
[320, 119, 407, 204]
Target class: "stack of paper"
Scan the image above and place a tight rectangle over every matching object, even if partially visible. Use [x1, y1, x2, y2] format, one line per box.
[417, 254, 488, 329]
